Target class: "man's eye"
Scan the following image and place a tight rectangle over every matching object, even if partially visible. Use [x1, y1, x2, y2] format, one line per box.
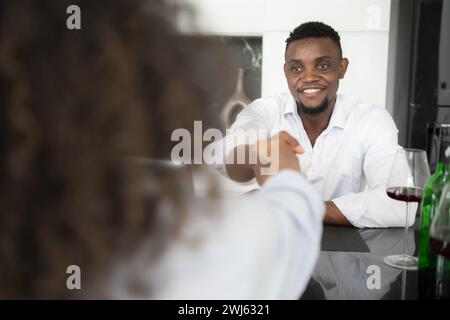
[318, 63, 330, 70]
[290, 66, 302, 72]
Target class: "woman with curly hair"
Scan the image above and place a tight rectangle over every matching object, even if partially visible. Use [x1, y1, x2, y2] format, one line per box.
[0, 0, 324, 299]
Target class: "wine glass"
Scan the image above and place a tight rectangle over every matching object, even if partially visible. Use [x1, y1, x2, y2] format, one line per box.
[384, 148, 431, 270]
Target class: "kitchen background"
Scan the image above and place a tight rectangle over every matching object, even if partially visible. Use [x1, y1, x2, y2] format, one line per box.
[173, 0, 450, 192]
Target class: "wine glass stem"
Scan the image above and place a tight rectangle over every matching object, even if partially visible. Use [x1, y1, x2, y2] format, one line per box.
[402, 201, 410, 257]
[401, 269, 407, 300]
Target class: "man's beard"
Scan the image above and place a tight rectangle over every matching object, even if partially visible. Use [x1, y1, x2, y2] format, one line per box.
[297, 97, 329, 116]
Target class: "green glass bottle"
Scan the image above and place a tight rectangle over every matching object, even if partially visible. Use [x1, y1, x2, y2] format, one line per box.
[428, 184, 450, 299]
[418, 126, 450, 298]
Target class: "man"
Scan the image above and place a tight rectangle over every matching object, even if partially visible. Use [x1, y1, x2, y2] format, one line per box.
[212, 21, 408, 228]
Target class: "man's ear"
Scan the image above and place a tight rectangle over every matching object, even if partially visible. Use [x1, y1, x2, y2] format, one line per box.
[339, 58, 349, 79]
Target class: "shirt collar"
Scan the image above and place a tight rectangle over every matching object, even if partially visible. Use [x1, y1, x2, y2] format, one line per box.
[283, 95, 297, 116]
[284, 94, 347, 130]
[327, 95, 346, 129]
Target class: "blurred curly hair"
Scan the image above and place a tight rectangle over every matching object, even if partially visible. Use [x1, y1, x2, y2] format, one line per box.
[0, 0, 220, 299]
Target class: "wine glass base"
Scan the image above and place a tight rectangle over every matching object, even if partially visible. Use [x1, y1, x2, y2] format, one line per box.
[383, 254, 418, 271]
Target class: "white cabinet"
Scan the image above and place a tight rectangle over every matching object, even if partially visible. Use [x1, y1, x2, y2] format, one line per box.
[176, 0, 390, 34]
[176, 0, 265, 35]
[264, 0, 390, 32]
[338, 32, 389, 107]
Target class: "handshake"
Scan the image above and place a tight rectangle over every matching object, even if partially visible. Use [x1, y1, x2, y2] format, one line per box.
[226, 131, 304, 185]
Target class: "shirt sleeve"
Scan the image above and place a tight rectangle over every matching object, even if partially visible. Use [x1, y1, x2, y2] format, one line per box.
[331, 107, 416, 228]
[151, 170, 325, 299]
[204, 98, 277, 183]
[256, 170, 325, 298]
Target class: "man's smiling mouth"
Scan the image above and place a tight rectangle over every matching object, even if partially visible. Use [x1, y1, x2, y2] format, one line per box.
[298, 86, 326, 97]
[302, 88, 322, 94]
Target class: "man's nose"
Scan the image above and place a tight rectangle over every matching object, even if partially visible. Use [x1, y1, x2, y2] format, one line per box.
[300, 68, 320, 82]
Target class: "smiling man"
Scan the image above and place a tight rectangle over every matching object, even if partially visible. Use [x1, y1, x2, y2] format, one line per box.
[213, 21, 408, 228]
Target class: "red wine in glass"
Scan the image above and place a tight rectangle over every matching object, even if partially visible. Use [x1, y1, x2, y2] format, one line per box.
[386, 186, 423, 202]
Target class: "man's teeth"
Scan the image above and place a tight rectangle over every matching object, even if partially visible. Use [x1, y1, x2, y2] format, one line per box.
[303, 88, 322, 93]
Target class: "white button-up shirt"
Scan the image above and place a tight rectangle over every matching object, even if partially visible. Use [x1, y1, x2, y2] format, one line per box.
[212, 93, 411, 228]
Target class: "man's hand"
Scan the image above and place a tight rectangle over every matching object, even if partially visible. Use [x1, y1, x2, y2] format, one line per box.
[225, 131, 303, 185]
[323, 201, 351, 225]
[252, 131, 303, 185]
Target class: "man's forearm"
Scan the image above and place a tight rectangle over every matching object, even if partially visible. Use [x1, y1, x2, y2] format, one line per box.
[225, 144, 256, 182]
[323, 201, 351, 226]
[226, 148, 352, 225]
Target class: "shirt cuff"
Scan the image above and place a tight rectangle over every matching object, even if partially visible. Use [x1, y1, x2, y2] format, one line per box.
[331, 193, 367, 228]
[332, 190, 418, 228]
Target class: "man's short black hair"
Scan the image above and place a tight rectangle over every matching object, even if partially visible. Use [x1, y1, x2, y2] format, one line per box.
[285, 21, 342, 57]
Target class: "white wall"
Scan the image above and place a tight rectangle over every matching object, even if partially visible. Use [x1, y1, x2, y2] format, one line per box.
[177, 0, 392, 108]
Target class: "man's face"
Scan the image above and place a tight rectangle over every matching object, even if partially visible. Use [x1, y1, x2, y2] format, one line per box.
[284, 37, 348, 115]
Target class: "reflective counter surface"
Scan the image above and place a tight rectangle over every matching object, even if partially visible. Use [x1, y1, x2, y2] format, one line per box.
[301, 225, 420, 300]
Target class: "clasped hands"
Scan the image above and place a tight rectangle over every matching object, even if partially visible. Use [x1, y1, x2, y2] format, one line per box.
[249, 131, 304, 185]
